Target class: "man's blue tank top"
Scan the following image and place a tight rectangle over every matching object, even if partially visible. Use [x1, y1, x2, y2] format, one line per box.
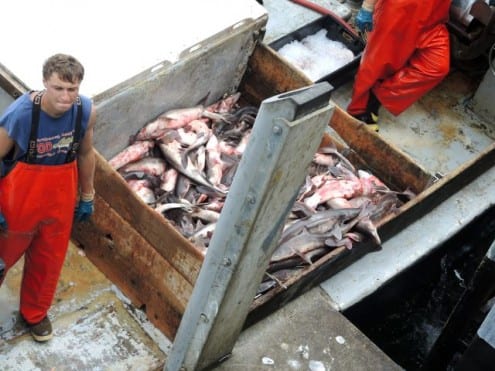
[0, 92, 92, 173]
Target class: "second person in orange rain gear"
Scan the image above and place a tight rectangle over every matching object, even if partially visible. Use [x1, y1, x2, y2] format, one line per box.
[348, 0, 452, 131]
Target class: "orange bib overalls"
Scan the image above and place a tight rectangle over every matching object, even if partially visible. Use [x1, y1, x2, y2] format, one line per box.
[0, 92, 81, 324]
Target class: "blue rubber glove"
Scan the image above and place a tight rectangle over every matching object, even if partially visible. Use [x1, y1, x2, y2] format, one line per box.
[0, 211, 7, 231]
[74, 199, 94, 222]
[355, 8, 373, 33]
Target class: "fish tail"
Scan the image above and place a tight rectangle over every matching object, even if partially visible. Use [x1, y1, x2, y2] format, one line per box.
[203, 110, 234, 124]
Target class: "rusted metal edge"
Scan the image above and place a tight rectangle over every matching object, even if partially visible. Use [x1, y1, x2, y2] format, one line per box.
[239, 42, 312, 106]
[377, 140, 495, 243]
[0, 62, 29, 98]
[245, 237, 378, 327]
[329, 106, 434, 194]
[91, 150, 204, 285]
[72, 194, 191, 340]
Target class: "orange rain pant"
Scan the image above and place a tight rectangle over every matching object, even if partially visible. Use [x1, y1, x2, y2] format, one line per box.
[0, 161, 77, 324]
[347, 0, 451, 117]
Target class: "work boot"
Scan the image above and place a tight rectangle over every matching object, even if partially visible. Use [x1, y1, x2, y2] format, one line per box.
[351, 112, 379, 132]
[367, 91, 381, 119]
[28, 316, 53, 342]
[352, 91, 381, 132]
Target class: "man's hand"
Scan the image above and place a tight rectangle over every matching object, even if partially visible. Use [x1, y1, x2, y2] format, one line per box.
[74, 199, 94, 222]
[355, 8, 373, 33]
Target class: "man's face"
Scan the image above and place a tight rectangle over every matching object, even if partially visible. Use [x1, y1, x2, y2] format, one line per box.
[43, 72, 81, 116]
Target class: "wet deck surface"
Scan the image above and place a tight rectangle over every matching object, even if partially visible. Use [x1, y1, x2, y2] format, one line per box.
[0, 242, 170, 370]
[1, 242, 402, 371]
[331, 71, 494, 176]
[216, 287, 402, 371]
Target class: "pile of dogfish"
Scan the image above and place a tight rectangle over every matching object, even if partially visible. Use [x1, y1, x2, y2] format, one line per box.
[109, 93, 414, 294]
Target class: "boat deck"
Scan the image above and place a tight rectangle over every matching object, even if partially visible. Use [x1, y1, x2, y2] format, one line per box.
[331, 71, 494, 176]
[1, 0, 494, 369]
[0, 245, 170, 369]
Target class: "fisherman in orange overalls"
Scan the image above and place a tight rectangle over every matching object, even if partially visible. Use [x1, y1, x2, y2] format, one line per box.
[348, 0, 452, 131]
[0, 53, 96, 342]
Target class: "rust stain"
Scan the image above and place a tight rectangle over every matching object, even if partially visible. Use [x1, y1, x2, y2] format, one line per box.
[438, 120, 459, 142]
[55, 244, 111, 301]
[4, 243, 111, 309]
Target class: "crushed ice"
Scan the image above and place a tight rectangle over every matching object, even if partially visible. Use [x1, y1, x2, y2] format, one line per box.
[309, 359, 326, 371]
[262, 356, 275, 365]
[277, 29, 354, 81]
[297, 344, 310, 359]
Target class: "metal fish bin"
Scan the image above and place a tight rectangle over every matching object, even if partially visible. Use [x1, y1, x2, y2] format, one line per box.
[75, 35, 438, 337]
[0, 18, 437, 342]
[268, 14, 366, 89]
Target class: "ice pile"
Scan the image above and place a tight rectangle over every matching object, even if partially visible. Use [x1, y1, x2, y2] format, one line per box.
[277, 29, 355, 81]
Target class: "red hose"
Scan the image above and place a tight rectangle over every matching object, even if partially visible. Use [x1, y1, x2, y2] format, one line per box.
[289, 0, 360, 38]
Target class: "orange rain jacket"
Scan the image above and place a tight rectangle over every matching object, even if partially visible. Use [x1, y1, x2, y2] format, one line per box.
[347, 0, 451, 117]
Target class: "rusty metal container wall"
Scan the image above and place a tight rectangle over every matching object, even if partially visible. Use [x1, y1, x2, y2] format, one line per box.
[0, 42, 434, 341]
[71, 17, 270, 340]
[268, 15, 365, 89]
[0, 12, 436, 342]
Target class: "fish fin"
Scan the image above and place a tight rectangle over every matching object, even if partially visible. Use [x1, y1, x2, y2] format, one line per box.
[297, 252, 313, 265]
[324, 237, 340, 247]
[344, 231, 363, 243]
[356, 218, 381, 245]
[292, 247, 313, 265]
[264, 271, 288, 290]
[325, 237, 353, 250]
[203, 110, 235, 124]
[342, 237, 353, 250]
[332, 225, 343, 240]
